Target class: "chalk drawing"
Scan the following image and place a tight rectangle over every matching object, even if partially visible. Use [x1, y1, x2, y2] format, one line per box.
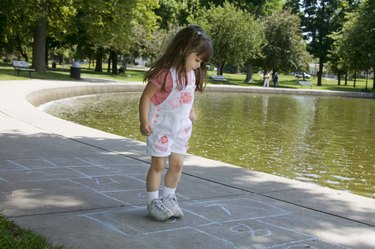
[2, 154, 348, 249]
[43, 159, 57, 166]
[0, 177, 8, 182]
[230, 223, 272, 237]
[68, 167, 93, 178]
[75, 157, 102, 166]
[81, 214, 130, 237]
[287, 244, 317, 249]
[6, 160, 30, 170]
[205, 203, 231, 216]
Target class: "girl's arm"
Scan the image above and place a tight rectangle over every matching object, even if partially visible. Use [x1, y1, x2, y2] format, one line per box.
[139, 83, 158, 136]
[189, 106, 196, 123]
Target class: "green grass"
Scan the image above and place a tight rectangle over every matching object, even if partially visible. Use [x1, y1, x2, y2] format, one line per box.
[208, 70, 375, 93]
[0, 63, 145, 82]
[1, 62, 373, 93]
[0, 215, 64, 249]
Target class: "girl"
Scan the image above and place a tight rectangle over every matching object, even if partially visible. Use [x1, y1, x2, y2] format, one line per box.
[139, 25, 213, 221]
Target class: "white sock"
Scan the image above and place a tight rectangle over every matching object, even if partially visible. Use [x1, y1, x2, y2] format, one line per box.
[147, 191, 159, 204]
[162, 187, 176, 197]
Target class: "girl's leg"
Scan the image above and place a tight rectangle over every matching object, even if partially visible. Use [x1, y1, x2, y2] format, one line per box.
[146, 156, 173, 221]
[162, 153, 184, 218]
[146, 156, 166, 192]
[164, 153, 184, 189]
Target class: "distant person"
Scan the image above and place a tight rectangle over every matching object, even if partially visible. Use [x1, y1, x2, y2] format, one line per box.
[273, 72, 279, 87]
[139, 25, 213, 221]
[263, 71, 270, 87]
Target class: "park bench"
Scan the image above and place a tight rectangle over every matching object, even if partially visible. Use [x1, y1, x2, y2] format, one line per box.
[12, 61, 35, 77]
[210, 75, 227, 82]
[298, 80, 312, 89]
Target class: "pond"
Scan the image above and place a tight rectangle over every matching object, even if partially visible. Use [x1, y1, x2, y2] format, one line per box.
[40, 92, 375, 198]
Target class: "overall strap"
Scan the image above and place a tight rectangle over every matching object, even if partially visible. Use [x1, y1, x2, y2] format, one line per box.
[170, 68, 177, 88]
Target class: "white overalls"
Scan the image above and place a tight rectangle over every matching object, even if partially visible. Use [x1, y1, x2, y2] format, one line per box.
[146, 68, 196, 157]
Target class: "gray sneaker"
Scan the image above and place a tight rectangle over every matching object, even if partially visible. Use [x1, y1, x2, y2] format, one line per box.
[147, 198, 173, 221]
[162, 194, 183, 218]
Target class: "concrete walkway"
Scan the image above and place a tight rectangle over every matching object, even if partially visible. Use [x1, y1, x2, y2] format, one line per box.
[0, 79, 374, 249]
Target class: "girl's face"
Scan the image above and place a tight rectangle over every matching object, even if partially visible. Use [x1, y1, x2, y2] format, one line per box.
[186, 52, 203, 72]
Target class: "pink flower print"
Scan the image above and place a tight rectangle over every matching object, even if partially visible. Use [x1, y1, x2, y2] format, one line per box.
[169, 97, 181, 109]
[180, 92, 192, 105]
[155, 135, 169, 152]
[160, 135, 168, 144]
[179, 127, 192, 140]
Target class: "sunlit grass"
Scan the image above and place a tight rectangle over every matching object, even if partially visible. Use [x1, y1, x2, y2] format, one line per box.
[209, 70, 374, 93]
[0, 63, 374, 93]
[0, 63, 145, 82]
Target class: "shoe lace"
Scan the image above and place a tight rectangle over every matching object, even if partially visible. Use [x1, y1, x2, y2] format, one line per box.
[153, 199, 169, 212]
[168, 195, 178, 206]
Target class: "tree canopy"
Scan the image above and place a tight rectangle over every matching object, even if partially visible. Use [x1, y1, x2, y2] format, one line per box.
[260, 10, 310, 74]
[331, 0, 375, 88]
[0, 0, 372, 85]
[191, 2, 264, 75]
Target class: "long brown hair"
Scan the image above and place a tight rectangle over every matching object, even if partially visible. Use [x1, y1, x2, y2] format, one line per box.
[144, 25, 213, 92]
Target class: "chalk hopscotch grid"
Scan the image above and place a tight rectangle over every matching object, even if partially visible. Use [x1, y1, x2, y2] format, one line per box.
[76, 196, 347, 249]
[0, 156, 351, 248]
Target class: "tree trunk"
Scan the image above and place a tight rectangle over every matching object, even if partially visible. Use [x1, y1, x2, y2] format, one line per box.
[111, 50, 118, 75]
[344, 71, 348, 86]
[317, 57, 323, 86]
[244, 63, 254, 83]
[107, 53, 111, 73]
[32, 4, 47, 72]
[16, 36, 28, 62]
[217, 63, 225, 76]
[353, 69, 357, 88]
[337, 74, 341, 86]
[58, 55, 63, 65]
[45, 42, 49, 68]
[95, 47, 104, 72]
[373, 75, 375, 89]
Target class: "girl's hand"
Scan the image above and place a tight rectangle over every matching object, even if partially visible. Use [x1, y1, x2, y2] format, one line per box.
[140, 121, 152, 136]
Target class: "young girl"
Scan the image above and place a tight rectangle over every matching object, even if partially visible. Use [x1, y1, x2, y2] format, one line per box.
[139, 25, 213, 221]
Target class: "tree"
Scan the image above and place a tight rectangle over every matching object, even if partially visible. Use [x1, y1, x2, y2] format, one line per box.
[199, 0, 284, 16]
[0, 0, 39, 62]
[70, 0, 158, 74]
[191, 2, 264, 76]
[0, 0, 77, 71]
[243, 0, 284, 83]
[334, 0, 375, 89]
[260, 10, 311, 78]
[285, 0, 348, 86]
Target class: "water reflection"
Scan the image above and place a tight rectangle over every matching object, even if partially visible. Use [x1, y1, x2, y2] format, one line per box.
[41, 92, 375, 198]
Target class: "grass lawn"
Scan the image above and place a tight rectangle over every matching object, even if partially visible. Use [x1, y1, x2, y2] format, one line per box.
[1, 62, 374, 93]
[0, 63, 145, 82]
[0, 215, 64, 249]
[209, 70, 375, 93]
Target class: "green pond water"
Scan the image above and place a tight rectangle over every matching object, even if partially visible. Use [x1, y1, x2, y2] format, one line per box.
[41, 92, 375, 198]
